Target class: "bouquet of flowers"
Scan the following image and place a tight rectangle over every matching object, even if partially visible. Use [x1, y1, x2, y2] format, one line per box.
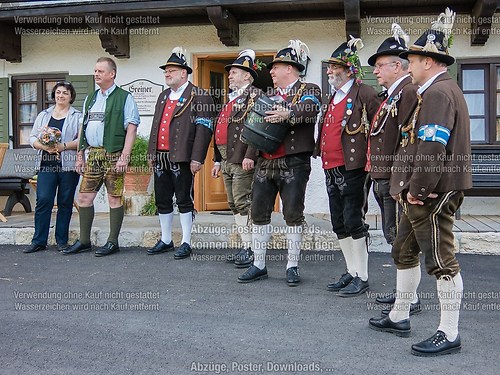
[38, 125, 62, 159]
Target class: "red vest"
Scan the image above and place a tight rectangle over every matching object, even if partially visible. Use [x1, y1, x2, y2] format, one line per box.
[320, 96, 347, 169]
[215, 99, 236, 145]
[157, 99, 178, 151]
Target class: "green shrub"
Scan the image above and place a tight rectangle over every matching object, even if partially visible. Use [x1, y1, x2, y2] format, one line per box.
[129, 135, 150, 171]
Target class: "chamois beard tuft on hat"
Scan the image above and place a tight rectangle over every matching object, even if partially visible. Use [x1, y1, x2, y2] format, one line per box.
[429, 7, 455, 49]
[346, 35, 364, 52]
[391, 23, 410, 47]
[288, 39, 310, 62]
[237, 49, 256, 61]
[171, 46, 186, 59]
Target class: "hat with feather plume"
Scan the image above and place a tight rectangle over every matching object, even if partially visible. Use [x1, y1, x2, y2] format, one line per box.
[267, 40, 310, 72]
[399, 8, 456, 66]
[159, 46, 192, 74]
[368, 24, 410, 66]
[225, 49, 259, 79]
[323, 35, 365, 79]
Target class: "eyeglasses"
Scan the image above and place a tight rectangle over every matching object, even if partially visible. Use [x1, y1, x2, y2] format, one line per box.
[374, 62, 398, 69]
[327, 65, 343, 71]
[164, 69, 181, 75]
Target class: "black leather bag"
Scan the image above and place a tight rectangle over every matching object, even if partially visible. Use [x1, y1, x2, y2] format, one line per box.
[241, 95, 290, 154]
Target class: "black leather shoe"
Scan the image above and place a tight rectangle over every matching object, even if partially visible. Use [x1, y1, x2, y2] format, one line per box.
[286, 267, 301, 286]
[23, 244, 47, 253]
[411, 331, 461, 356]
[234, 248, 254, 268]
[327, 272, 354, 291]
[174, 242, 192, 259]
[338, 276, 369, 297]
[238, 265, 268, 283]
[62, 240, 92, 255]
[95, 241, 120, 257]
[57, 243, 69, 252]
[369, 316, 411, 337]
[147, 240, 174, 255]
[381, 299, 422, 316]
[376, 290, 396, 304]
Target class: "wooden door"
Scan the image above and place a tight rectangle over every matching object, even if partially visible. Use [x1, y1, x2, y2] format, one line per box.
[195, 61, 229, 211]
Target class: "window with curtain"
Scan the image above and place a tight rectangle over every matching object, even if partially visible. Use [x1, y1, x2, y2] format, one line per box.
[459, 60, 500, 146]
[12, 76, 63, 148]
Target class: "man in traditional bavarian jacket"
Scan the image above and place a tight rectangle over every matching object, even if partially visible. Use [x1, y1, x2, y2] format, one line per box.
[64, 57, 140, 257]
[146, 47, 214, 260]
[210, 49, 261, 268]
[315, 37, 380, 297]
[367, 25, 422, 315]
[367, 24, 419, 246]
[238, 40, 321, 286]
[369, 9, 472, 357]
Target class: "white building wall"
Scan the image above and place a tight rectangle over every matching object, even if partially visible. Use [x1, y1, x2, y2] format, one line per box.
[2, 17, 500, 214]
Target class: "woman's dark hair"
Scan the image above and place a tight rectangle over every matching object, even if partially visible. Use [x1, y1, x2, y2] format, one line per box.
[51, 81, 77, 104]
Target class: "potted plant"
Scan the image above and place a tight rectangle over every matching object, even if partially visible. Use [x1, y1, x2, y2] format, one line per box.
[124, 135, 152, 194]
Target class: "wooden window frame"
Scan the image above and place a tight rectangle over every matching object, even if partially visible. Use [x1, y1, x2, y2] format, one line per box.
[12, 74, 65, 148]
[458, 58, 500, 149]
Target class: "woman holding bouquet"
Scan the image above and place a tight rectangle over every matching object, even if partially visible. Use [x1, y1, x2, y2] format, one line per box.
[24, 81, 81, 253]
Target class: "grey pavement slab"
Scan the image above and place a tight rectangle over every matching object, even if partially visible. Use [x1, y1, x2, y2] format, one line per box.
[0, 246, 498, 375]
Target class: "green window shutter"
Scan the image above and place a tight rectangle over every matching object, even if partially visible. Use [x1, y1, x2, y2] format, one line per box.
[448, 63, 458, 82]
[65, 75, 95, 111]
[361, 66, 382, 92]
[0, 78, 9, 143]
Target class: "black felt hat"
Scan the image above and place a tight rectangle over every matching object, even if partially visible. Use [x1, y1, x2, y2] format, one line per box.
[368, 24, 409, 66]
[225, 49, 258, 79]
[399, 8, 456, 66]
[159, 47, 192, 74]
[267, 40, 310, 72]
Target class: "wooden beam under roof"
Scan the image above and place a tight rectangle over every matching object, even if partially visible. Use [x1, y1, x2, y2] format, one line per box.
[0, 22, 21, 62]
[470, 0, 497, 45]
[207, 6, 239, 46]
[86, 12, 130, 58]
[344, 0, 360, 38]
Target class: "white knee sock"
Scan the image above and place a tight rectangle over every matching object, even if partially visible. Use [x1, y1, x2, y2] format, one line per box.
[286, 226, 302, 269]
[179, 212, 193, 245]
[351, 236, 369, 281]
[437, 272, 463, 341]
[252, 224, 271, 270]
[338, 237, 355, 276]
[234, 214, 252, 249]
[159, 213, 174, 244]
[389, 265, 421, 322]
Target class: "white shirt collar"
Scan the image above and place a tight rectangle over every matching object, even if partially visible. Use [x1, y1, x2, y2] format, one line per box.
[332, 78, 354, 105]
[277, 79, 299, 96]
[168, 80, 190, 100]
[417, 71, 446, 95]
[228, 83, 250, 102]
[387, 74, 411, 97]
[99, 84, 116, 96]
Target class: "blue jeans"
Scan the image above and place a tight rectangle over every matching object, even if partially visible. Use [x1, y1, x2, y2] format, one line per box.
[32, 170, 80, 246]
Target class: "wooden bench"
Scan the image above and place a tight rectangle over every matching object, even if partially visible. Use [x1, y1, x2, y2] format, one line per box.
[0, 148, 37, 217]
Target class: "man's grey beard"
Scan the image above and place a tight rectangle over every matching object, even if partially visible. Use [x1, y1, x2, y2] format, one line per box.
[328, 75, 344, 90]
